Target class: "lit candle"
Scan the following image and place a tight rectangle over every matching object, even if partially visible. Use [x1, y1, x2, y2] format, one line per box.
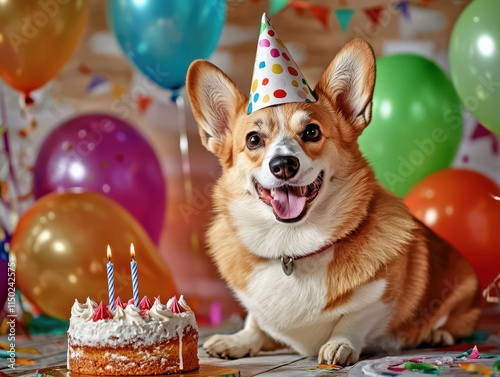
[130, 243, 139, 307]
[107, 245, 115, 311]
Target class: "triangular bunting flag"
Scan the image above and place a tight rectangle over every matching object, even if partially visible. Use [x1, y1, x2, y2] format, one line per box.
[269, 0, 291, 16]
[87, 74, 108, 92]
[364, 6, 384, 27]
[77, 63, 92, 75]
[111, 83, 127, 99]
[136, 95, 153, 115]
[334, 8, 355, 32]
[394, 0, 410, 20]
[310, 5, 331, 31]
[471, 122, 492, 140]
[471, 123, 500, 156]
[290, 0, 308, 15]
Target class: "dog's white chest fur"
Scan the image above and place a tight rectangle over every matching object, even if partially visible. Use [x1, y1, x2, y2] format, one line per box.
[235, 253, 393, 356]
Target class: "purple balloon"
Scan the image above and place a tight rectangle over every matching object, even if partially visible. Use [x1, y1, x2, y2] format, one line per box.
[34, 113, 166, 244]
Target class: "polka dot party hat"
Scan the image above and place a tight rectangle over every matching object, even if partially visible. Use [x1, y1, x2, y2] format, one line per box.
[247, 13, 316, 114]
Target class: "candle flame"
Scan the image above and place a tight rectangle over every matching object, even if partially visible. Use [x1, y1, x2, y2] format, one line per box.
[130, 243, 135, 260]
[107, 245, 112, 261]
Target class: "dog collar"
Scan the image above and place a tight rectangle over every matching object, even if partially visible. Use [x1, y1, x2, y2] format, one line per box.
[280, 243, 333, 276]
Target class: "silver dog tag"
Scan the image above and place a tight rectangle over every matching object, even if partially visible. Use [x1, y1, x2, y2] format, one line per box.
[281, 256, 294, 276]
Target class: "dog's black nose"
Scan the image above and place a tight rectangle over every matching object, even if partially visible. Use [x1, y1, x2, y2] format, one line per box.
[269, 156, 300, 180]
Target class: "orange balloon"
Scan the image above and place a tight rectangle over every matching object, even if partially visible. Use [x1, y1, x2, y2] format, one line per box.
[11, 191, 176, 320]
[404, 168, 500, 289]
[0, 0, 89, 97]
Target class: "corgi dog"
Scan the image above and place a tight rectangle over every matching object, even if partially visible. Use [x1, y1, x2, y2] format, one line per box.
[186, 38, 481, 366]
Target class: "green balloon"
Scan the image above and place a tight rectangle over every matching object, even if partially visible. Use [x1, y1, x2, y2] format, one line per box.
[358, 54, 462, 197]
[449, 0, 500, 135]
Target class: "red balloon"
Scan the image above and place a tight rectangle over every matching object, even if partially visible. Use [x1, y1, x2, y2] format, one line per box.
[404, 168, 500, 289]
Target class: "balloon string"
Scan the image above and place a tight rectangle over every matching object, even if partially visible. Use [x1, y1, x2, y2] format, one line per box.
[0, 85, 20, 233]
[173, 92, 199, 256]
[18, 94, 38, 138]
[175, 94, 193, 205]
[0, 202, 11, 237]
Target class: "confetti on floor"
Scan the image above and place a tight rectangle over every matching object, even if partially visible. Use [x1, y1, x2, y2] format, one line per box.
[307, 363, 344, 371]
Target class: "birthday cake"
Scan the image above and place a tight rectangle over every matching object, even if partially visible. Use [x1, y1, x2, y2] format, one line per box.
[67, 295, 199, 375]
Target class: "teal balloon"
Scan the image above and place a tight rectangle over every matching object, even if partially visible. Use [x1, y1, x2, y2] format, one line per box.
[107, 0, 226, 91]
[358, 54, 463, 197]
[449, 0, 500, 135]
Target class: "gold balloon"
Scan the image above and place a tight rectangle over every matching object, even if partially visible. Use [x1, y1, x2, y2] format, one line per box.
[11, 192, 177, 320]
[0, 0, 89, 96]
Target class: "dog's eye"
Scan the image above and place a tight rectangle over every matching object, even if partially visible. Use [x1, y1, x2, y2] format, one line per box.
[246, 131, 264, 150]
[302, 123, 322, 142]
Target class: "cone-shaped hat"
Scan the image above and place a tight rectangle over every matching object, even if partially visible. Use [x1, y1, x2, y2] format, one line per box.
[247, 13, 316, 114]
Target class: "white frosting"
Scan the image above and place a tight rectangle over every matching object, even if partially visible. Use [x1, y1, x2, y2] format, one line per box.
[149, 298, 174, 320]
[70, 297, 97, 321]
[166, 297, 174, 309]
[123, 304, 144, 324]
[178, 295, 192, 312]
[70, 299, 87, 317]
[113, 306, 126, 321]
[68, 297, 198, 348]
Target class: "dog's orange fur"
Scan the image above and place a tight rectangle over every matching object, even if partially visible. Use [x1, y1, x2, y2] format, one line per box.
[187, 38, 481, 365]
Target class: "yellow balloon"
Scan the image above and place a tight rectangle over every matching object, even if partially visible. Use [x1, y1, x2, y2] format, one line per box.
[11, 192, 177, 320]
[0, 0, 89, 97]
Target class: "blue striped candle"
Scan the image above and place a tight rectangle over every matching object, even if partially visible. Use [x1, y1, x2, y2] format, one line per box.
[130, 243, 139, 307]
[107, 245, 115, 311]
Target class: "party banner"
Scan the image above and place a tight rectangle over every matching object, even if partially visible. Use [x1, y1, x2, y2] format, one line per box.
[334, 8, 355, 32]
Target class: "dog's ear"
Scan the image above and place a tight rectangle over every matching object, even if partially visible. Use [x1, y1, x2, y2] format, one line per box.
[315, 38, 375, 134]
[186, 60, 247, 155]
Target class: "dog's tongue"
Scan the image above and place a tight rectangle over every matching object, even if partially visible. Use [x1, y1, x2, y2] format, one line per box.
[271, 186, 307, 219]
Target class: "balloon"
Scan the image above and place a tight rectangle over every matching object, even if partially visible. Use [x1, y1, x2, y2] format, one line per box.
[404, 168, 500, 289]
[449, 0, 500, 135]
[107, 0, 226, 91]
[11, 192, 177, 320]
[33, 113, 166, 245]
[0, 0, 89, 99]
[358, 54, 463, 197]
[0, 241, 8, 310]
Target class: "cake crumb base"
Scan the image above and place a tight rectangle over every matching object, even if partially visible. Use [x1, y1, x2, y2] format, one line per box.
[68, 329, 199, 375]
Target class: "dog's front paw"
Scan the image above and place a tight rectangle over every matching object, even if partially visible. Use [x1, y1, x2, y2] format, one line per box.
[425, 329, 455, 346]
[318, 338, 360, 366]
[203, 332, 260, 359]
